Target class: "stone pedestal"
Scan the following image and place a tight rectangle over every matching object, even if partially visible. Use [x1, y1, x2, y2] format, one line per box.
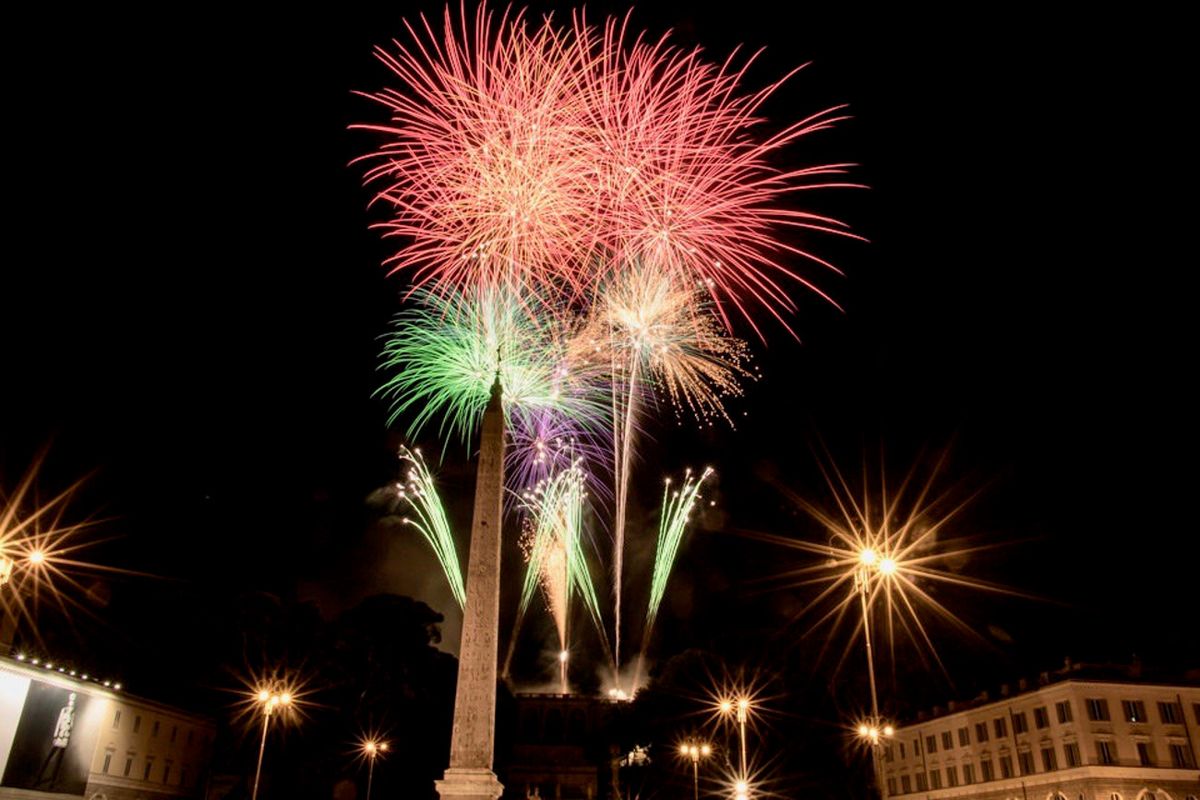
[435, 768, 504, 800]
[437, 376, 505, 800]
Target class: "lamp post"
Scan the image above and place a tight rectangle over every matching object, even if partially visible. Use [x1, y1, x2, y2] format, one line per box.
[251, 686, 292, 800]
[855, 721, 894, 797]
[717, 696, 752, 780]
[362, 740, 389, 800]
[679, 740, 712, 800]
[855, 547, 896, 798]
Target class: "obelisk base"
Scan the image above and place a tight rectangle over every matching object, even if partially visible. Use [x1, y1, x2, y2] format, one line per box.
[435, 768, 503, 800]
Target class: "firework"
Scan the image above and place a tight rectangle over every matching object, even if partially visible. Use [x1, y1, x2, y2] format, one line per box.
[645, 467, 713, 633]
[601, 266, 752, 424]
[377, 288, 610, 448]
[354, 5, 602, 300]
[584, 266, 750, 679]
[510, 463, 608, 685]
[358, 7, 858, 329]
[394, 446, 466, 610]
[506, 407, 613, 505]
[576, 13, 860, 336]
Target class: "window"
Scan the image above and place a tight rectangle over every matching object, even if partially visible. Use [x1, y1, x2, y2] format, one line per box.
[913, 738, 922, 756]
[915, 772, 928, 792]
[1018, 750, 1035, 775]
[181, 766, 190, 788]
[1000, 754, 1014, 778]
[887, 777, 897, 796]
[152, 720, 160, 737]
[1096, 740, 1116, 765]
[187, 729, 195, 746]
[994, 717, 1008, 738]
[163, 762, 172, 783]
[1194, 702, 1200, 725]
[1013, 711, 1028, 734]
[1137, 741, 1153, 766]
[1041, 746, 1057, 771]
[124, 756, 133, 777]
[963, 762, 975, 784]
[112, 710, 122, 729]
[1056, 700, 1074, 724]
[975, 722, 990, 743]
[170, 725, 178, 743]
[958, 726, 970, 747]
[899, 742, 906, 759]
[1170, 743, 1197, 768]
[926, 735, 937, 754]
[981, 759, 994, 781]
[102, 752, 113, 773]
[1158, 701, 1183, 724]
[1086, 698, 1110, 721]
[929, 770, 942, 790]
[885, 744, 893, 762]
[1034, 706, 1049, 729]
[1064, 742, 1081, 767]
[1122, 699, 1147, 722]
[946, 766, 958, 787]
[942, 731, 952, 750]
[144, 759, 154, 780]
[901, 775, 911, 794]
[133, 715, 142, 734]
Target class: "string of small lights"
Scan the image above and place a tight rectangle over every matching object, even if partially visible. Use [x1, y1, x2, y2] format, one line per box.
[10, 652, 122, 690]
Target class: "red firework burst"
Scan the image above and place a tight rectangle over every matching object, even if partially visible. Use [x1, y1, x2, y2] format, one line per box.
[354, 5, 603, 299]
[577, 14, 862, 337]
[356, 4, 859, 334]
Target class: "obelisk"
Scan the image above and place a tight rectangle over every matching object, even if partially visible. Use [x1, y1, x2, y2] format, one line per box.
[436, 374, 505, 800]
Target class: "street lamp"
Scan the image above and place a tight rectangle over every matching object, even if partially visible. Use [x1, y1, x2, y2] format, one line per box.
[361, 739, 389, 800]
[678, 740, 712, 800]
[251, 685, 293, 800]
[854, 719, 895, 796]
[733, 779, 749, 800]
[855, 547, 882, 724]
[716, 696, 752, 779]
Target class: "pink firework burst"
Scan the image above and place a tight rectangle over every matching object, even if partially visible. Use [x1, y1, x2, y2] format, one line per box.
[354, 5, 603, 300]
[356, 4, 860, 333]
[576, 13, 862, 338]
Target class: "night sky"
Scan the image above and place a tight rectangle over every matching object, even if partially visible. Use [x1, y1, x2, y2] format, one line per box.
[3, 0, 1195, 733]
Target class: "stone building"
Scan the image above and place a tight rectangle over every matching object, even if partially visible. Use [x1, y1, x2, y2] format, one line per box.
[1, 654, 214, 800]
[881, 672, 1199, 800]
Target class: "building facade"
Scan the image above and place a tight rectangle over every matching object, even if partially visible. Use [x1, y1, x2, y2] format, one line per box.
[505, 693, 621, 800]
[1, 656, 214, 800]
[881, 678, 1200, 800]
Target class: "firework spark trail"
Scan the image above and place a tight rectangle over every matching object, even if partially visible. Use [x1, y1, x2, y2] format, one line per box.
[584, 266, 750, 680]
[646, 467, 713, 633]
[377, 288, 610, 451]
[632, 466, 713, 690]
[395, 446, 466, 610]
[507, 463, 608, 682]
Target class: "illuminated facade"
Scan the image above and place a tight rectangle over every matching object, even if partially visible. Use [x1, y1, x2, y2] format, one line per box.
[1, 656, 213, 800]
[881, 678, 1200, 800]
